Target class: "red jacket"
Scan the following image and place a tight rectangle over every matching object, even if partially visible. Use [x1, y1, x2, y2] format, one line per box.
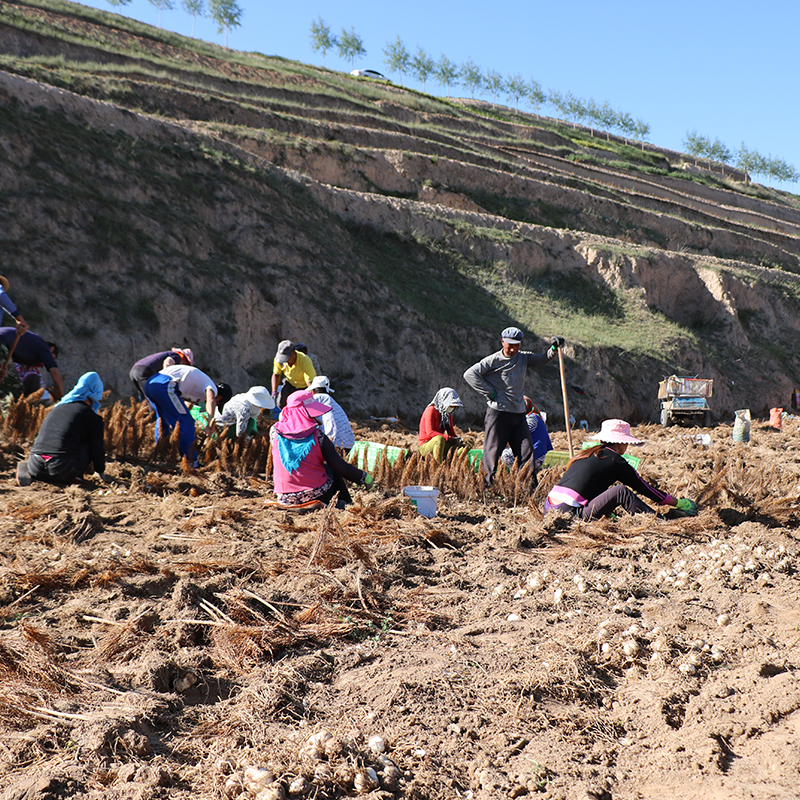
[418, 405, 456, 444]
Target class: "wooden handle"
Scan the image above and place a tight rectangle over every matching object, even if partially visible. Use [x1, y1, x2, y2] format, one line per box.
[557, 347, 574, 458]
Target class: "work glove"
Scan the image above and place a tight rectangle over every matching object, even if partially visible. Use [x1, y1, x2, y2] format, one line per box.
[550, 336, 565, 349]
[675, 498, 698, 516]
[488, 389, 498, 401]
[363, 473, 375, 490]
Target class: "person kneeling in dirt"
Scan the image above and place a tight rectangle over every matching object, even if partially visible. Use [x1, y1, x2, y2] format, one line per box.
[544, 419, 698, 520]
[500, 396, 553, 470]
[270, 390, 372, 509]
[418, 387, 465, 462]
[215, 385, 276, 441]
[16, 372, 106, 486]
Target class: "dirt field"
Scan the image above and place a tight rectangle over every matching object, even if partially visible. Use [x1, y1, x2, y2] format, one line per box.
[2, 413, 800, 800]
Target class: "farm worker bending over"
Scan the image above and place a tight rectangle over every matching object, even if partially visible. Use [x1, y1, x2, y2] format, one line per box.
[545, 419, 698, 520]
[130, 347, 193, 399]
[0, 274, 28, 333]
[270, 390, 372, 509]
[16, 372, 106, 486]
[144, 364, 227, 465]
[418, 387, 464, 462]
[309, 375, 355, 451]
[0, 327, 64, 401]
[215, 385, 276, 440]
[463, 326, 563, 487]
[271, 340, 316, 409]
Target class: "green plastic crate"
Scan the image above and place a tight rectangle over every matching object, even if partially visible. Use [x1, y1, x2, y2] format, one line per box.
[350, 440, 409, 471]
[543, 446, 640, 470]
[466, 448, 483, 472]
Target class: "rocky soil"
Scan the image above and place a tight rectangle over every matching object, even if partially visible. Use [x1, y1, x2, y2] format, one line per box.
[3, 415, 800, 800]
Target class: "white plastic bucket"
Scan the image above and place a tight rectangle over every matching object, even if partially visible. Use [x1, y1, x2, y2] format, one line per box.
[403, 485, 439, 518]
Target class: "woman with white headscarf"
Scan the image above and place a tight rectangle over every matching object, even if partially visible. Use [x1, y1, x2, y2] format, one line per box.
[418, 387, 464, 462]
[16, 372, 106, 486]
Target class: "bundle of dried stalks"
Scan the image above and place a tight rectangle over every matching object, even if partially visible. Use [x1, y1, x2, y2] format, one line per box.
[0, 396, 47, 444]
[306, 503, 379, 571]
[0, 623, 81, 727]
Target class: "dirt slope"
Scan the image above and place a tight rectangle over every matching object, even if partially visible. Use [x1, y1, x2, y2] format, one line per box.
[3, 419, 800, 800]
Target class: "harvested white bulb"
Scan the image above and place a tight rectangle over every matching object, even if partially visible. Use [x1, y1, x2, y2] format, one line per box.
[717, 614, 731, 628]
[368, 735, 386, 754]
[553, 587, 564, 604]
[223, 775, 244, 798]
[255, 785, 285, 800]
[313, 764, 333, 783]
[173, 669, 198, 693]
[622, 641, 639, 658]
[354, 768, 379, 794]
[301, 730, 333, 761]
[288, 776, 310, 796]
[244, 767, 275, 794]
[679, 662, 697, 676]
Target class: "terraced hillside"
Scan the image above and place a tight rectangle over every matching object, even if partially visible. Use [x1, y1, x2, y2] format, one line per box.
[2, 0, 800, 422]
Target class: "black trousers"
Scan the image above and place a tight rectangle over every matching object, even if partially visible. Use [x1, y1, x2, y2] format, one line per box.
[482, 407, 533, 487]
[319, 436, 365, 508]
[277, 382, 302, 409]
[27, 449, 90, 484]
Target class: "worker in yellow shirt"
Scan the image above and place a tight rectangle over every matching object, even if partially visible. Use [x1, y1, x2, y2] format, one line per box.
[271, 340, 317, 409]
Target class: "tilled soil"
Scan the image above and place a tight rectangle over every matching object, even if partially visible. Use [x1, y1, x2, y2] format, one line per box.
[2, 420, 800, 800]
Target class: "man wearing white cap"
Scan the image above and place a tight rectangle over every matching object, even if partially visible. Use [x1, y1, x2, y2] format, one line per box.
[309, 375, 355, 451]
[271, 340, 317, 409]
[215, 386, 276, 439]
[464, 326, 563, 487]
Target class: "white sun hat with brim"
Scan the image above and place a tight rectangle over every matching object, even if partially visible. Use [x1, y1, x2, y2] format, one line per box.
[309, 375, 333, 393]
[244, 386, 275, 410]
[595, 419, 644, 445]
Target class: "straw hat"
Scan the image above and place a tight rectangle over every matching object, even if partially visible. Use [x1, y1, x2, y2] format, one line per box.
[594, 419, 644, 445]
[0, 276, 9, 292]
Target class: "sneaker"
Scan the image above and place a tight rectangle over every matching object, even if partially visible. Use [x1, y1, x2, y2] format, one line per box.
[16, 461, 31, 487]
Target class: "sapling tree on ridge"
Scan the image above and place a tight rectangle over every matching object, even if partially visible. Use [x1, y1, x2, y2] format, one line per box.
[147, 0, 174, 27]
[310, 17, 337, 67]
[208, 0, 242, 47]
[483, 70, 504, 106]
[459, 59, 483, 100]
[338, 27, 366, 69]
[383, 36, 410, 85]
[182, 0, 204, 37]
[504, 74, 528, 111]
[411, 47, 435, 91]
[434, 55, 459, 97]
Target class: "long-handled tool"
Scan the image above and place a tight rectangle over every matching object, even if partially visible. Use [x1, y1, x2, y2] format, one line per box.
[0, 328, 22, 381]
[557, 346, 574, 458]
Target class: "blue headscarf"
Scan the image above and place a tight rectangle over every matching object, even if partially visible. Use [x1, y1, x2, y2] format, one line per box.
[58, 371, 104, 413]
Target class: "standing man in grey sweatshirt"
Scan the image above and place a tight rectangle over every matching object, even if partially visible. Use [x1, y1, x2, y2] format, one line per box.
[464, 326, 564, 487]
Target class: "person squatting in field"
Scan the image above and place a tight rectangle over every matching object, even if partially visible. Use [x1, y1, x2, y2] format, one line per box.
[545, 419, 698, 520]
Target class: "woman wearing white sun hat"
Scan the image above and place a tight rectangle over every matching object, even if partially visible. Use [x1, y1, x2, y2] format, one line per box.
[545, 419, 698, 519]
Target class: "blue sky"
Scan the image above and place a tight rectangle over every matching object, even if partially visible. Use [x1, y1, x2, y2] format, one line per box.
[77, 0, 799, 192]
